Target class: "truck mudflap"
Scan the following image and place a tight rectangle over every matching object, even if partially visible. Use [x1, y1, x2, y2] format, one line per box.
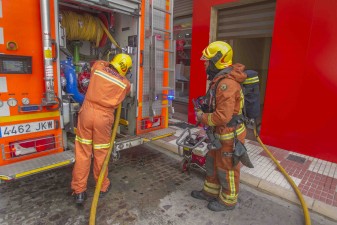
[0, 151, 74, 183]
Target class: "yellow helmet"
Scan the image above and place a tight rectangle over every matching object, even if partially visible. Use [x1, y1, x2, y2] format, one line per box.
[110, 53, 132, 76]
[201, 41, 233, 69]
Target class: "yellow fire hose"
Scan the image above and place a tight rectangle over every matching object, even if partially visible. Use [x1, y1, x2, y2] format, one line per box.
[87, 109, 311, 225]
[89, 104, 122, 225]
[253, 127, 311, 225]
[98, 19, 120, 49]
[60, 11, 120, 49]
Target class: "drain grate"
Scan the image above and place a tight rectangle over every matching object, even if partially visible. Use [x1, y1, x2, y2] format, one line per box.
[286, 154, 306, 164]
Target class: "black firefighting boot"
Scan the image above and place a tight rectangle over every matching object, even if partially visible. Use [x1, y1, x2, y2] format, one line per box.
[99, 183, 111, 198]
[74, 192, 87, 205]
[207, 199, 235, 212]
[191, 190, 217, 202]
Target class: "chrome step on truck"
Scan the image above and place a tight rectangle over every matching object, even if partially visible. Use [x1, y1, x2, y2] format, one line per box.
[0, 151, 75, 183]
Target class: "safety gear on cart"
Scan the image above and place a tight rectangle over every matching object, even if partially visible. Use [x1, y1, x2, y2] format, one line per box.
[110, 53, 133, 76]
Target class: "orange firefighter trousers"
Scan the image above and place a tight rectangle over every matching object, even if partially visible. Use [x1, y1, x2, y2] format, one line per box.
[203, 127, 246, 207]
[71, 101, 114, 194]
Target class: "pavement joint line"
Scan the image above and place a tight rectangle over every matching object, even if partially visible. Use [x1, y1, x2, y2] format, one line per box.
[152, 139, 337, 222]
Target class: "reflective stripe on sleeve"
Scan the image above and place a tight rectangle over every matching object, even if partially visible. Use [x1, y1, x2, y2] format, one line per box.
[207, 114, 216, 126]
[243, 76, 259, 85]
[94, 70, 126, 89]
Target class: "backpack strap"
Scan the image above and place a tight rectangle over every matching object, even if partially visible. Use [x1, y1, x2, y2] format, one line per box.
[212, 67, 233, 109]
[241, 83, 247, 120]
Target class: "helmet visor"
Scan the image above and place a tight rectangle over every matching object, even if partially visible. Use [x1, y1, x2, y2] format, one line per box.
[200, 55, 209, 61]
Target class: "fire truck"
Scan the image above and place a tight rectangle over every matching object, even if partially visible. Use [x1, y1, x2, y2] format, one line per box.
[0, 0, 176, 182]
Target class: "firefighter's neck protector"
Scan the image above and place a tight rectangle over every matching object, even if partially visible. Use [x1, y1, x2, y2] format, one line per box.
[206, 61, 221, 80]
[110, 53, 132, 76]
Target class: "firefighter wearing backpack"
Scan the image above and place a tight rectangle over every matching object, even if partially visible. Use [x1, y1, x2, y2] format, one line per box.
[192, 41, 251, 211]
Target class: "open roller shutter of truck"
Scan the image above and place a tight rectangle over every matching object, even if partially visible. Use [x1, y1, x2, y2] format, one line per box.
[174, 0, 193, 18]
[59, 0, 141, 15]
[217, 1, 276, 39]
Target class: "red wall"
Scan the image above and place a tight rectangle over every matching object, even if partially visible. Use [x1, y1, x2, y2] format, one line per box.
[188, 0, 236, 122]
[262, 0, 337, 162]
[190, 0, 337, 162]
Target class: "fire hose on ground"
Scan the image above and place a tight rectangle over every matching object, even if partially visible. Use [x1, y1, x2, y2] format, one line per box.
[253, 127, 311, 225]
[88, 110, 311, 225]
[89, 104, 122, 225]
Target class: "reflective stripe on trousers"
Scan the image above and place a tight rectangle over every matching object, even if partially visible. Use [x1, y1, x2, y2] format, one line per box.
[71, 102, 113, 194]
[202, 125, 245, 206]
[76, 135, 110, 150]
[215, 124, 245, 140]
[219, 170, 238, 205]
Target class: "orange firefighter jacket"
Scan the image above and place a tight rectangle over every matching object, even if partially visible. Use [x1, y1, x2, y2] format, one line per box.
[85, 60, 131, 111]
[200, 63, 247, 136]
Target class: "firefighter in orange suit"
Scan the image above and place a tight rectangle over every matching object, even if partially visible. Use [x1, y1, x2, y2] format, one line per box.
[71, 53, 132, 204]
[191, 41, 247, 211]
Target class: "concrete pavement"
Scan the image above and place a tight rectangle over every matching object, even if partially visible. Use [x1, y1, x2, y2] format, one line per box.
[151, 118, 337, 222]
[0, 143, 335, 225]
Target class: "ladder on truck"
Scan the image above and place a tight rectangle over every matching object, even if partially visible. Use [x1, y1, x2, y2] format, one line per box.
[135, 0, 176, 140]
[149, 0, 175, 120]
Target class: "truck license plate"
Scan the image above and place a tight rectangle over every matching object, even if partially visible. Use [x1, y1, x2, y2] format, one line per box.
[0, 120, 55, 138]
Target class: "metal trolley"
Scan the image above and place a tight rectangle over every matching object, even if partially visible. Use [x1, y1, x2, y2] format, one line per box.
[176, 128, 209, 173]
